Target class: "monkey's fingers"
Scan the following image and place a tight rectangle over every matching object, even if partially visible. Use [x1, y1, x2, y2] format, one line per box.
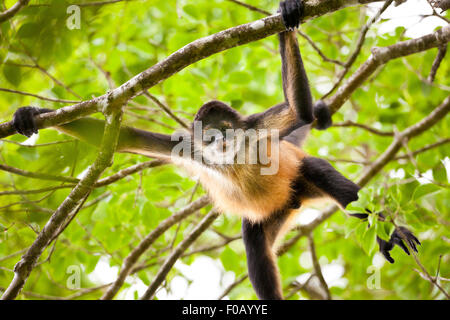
[396, 226, 421, 253]
[348, 213, 369, 219]
[380, 247, 395, 264]
[377, 237, 395, 263]
[280, 1, 293, 30]
[392, 236, 410, 255]
[280, 0, 303, 31]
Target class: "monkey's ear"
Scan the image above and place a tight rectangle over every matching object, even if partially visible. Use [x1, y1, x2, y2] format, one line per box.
[282, 124, 310, 147]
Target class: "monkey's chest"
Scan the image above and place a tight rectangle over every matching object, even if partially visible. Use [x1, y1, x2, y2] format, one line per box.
[197, 164, 298, 223]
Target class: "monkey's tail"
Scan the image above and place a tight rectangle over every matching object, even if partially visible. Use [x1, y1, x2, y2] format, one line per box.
[313, 100, 332, 130]
[242, 218, 283, 300]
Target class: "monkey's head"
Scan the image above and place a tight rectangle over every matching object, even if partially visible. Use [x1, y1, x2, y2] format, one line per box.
[192, 100, 245, 165]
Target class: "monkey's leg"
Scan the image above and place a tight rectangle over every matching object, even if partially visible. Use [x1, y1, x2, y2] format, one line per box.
[242, 218, 284, 300]
[300, 157, 360, 208]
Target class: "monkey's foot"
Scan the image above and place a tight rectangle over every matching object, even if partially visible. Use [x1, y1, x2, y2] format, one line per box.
[280, 0, 304, 31]
[377, 226, 421, 263]
[13, 106, 41, 137]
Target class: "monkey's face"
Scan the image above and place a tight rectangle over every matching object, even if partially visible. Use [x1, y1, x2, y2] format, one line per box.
[196, 118, 244, 165]
[192, 101, 244, 165]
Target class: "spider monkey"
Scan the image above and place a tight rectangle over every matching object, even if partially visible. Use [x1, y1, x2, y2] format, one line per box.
[10, 0, 420, 300]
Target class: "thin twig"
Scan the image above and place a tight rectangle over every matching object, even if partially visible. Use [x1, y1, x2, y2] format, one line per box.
[101, 196, 211, 300]
[321, 0, 394, 99]
[427, 45, 448, 83]
[332, 120, 394, 136]
[140, 210, 219, 300]
[307, 233, 331, 300]
[0, 88, 80, 104]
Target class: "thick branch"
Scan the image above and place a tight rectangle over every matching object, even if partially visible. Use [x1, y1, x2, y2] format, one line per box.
[327, 25, 450, 113]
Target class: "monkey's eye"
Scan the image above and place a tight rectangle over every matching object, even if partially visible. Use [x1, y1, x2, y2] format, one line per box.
[219, 121, 232, 132]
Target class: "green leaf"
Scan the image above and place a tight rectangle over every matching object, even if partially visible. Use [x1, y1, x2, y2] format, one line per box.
[375, 220, 390, 241]
[91, 201, 109, 221]
[413, 184, 441, 200]
[3, 64, 21, 86]
[355, 221, 368, 244]
[17, 146, 38, 161]
[17, 22, 41, 38]
[344, 217, 363, 238]
[220, 247, 241, 273]
[361, 226, 377, 255]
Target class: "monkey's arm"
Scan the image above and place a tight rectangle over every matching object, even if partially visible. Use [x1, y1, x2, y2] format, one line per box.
[248, 0, 331, 142]
[278, 0, 332, 135]
[12, 106, 177, 159]
[279, 29, 314, 128]
[300, 156, 420, 263]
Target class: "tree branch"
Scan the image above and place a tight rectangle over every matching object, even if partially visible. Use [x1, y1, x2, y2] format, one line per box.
[427, 44, 448, 82]
[0, 87, 80, 104]
[332, 120, 394, 136]
[430, 0, 450, 12]
[0, 0, 29, 24]
[0, 164, 79, 183]
[321, 0, 394, 99]
[307, 233, 331, 300]
[327, 24, 450, 113]
[140, 210, 220, 300]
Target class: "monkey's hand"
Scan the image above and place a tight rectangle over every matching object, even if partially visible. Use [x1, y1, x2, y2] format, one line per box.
[12, 106, 52, 137]
[377, 226, 421, 264]
[279, 0, 304, 31]
[313, 100, 332, 130]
